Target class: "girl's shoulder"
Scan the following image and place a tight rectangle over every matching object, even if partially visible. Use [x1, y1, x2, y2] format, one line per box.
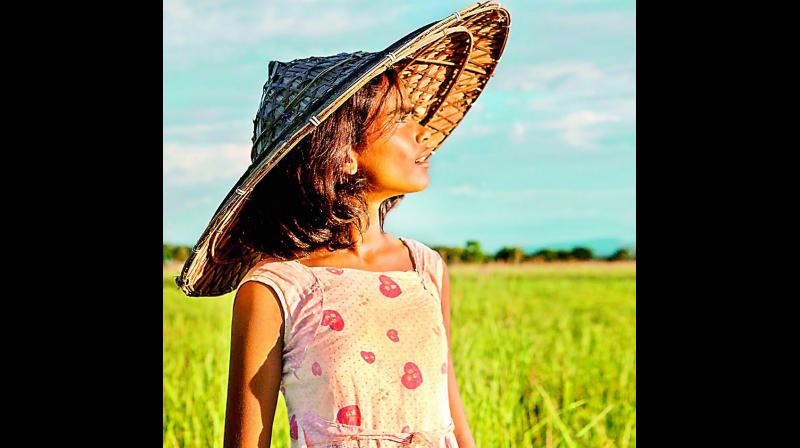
[237, 258, 323, 354]
[239, 258, 319, 297]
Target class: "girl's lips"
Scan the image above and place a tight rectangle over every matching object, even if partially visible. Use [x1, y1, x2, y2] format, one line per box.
[416, 160, 430, 168]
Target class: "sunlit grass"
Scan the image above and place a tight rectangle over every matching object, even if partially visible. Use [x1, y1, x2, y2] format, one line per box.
[163, 262, 635, 447]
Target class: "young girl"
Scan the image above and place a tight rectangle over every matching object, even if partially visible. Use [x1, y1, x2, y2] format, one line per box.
[225, 69, 473, 448]
[175, 3, 511, 447]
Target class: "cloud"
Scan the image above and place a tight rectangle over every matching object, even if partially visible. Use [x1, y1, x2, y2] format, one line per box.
[162, 121, 249, 145]
[164, 0, 402, 51]
[453, 123, 497, 139]
[163, 1, 408, 69]
[163, 142, 252, 186]
[163, 123, 228, 138]
[447, 186, 634, 200]
[512, 122, 526, 144]
[182, 196, 214, 210]
[539, 11, 636, 36]
[494, 61, 605, 92]
[544, 110, 621, 148]
[447, 185, 477, 196]
[163, 0, 192, 21]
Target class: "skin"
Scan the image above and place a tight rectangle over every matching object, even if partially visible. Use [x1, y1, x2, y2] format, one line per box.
[223, 77, 475, 447]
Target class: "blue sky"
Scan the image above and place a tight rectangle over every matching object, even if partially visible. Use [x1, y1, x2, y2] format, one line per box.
[164, 0, 636, 255]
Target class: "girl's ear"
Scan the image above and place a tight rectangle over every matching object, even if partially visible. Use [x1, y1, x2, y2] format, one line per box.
[343, 146, 359, 175]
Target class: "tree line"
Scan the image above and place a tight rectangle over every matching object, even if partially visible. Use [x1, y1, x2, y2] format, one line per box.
[431, 240, 634, 263]
[164, 240, 635, 264]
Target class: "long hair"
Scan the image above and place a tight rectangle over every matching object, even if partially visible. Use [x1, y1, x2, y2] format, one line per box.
[236, 67, 411, 260]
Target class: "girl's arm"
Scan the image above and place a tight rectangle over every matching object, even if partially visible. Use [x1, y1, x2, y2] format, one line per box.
[440, 261, 476, 448]
[223, 282, 285, 448]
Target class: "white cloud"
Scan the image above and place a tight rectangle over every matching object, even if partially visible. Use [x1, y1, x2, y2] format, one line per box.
[162, 120, 250, 144]
[164, 1, 402, 50]
[494, 61, 604, 92]
[163, 142, 252, 186]
[447, 186, 634, 200]
[453, 123, 497, 139]
[545, 110, 621, 148]
[448, 185, 477, 196]
[511, 122, 526, 144]
[183, 196, 214, 210]
[163, 0, 192, 21]
[163, 123, 228, 139]
[539, 11, 636, 35]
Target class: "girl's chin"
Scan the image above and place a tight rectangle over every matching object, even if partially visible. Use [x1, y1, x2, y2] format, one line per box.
[406, 178, 430, 193]
[392, 180, 430, 195]
[378, 172, 430, 195]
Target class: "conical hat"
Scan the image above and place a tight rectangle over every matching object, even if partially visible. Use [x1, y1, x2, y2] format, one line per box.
[176, 1, 511, 297]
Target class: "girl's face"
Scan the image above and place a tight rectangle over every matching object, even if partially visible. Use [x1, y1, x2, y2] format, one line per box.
[355, 79, 433, 197]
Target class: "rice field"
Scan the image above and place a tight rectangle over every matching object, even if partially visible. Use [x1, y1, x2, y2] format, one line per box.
[163, 261, 636, 447]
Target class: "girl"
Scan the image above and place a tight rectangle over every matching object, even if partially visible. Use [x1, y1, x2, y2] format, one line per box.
[174, 3, 510, 447]
[225, 69, 473, 448]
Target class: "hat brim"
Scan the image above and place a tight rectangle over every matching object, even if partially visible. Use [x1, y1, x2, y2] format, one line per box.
[176, 1, 511, 297]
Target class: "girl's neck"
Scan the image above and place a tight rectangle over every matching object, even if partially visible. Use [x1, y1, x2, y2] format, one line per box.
[349, 198, 386, 250]
[301, 196, 397, 264]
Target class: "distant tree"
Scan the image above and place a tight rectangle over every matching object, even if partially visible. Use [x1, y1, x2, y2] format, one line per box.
[523, 252, 543, 262]
[571, 246, 594, 260]
[173, 245, 191, 262]
[607, 248, 634, 261]
[461, 240, 486, 263]
[555, 249, 573, 261]
[163, 244, 173, 263]
[431, 246, 464, 264]
[532, 248, 558, 262]
[495, 246, 523, 264]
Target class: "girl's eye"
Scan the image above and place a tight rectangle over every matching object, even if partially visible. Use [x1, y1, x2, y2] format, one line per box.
[396, 113, 412, 123]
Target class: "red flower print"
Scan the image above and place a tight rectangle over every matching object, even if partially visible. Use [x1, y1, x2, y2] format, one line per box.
[321, 309, 344, 331]
[378, 275, 402, 298]
[445, 436, 454, 448]
[401, 362, 423, 389]
[326, 267, 344, 275]
[360, 351, 376, 364]
[312, 361, 322, 376]
[290, 414, 298, 440]
[402, 425, 410, 433]
[441, 362, 447, 374]
[337, 404, 362, 426]
[386, 329, 399, 342]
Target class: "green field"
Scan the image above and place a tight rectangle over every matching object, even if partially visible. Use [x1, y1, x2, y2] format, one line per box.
[163, 262, 636, 447]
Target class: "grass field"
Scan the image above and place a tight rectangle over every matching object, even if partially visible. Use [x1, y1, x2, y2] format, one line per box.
[163, 262, 636, 447]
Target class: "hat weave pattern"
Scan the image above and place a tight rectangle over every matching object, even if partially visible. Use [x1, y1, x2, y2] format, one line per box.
[251, 52, 378, 164]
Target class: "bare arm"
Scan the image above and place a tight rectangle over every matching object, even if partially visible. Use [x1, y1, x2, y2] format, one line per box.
[440, 261, 476, 448]
[223, 281, 285, 448]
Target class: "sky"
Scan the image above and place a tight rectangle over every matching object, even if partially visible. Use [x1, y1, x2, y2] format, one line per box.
[164, 0, 636, 255]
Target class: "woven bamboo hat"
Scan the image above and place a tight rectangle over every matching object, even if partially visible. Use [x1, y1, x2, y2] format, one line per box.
[176, 1, 510, 297]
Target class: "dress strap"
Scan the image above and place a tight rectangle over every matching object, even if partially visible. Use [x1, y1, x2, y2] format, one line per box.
[397, 236, 421, 275]
[397, 236, 445, 298]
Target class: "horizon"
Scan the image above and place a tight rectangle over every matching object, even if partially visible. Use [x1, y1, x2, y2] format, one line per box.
[162, 235, 636, 257]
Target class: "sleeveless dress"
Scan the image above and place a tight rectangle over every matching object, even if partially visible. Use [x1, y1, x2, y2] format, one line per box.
[238, 236, 458, 448]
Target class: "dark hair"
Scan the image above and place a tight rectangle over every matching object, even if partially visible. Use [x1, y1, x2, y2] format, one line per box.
[236, 67, 411, 261]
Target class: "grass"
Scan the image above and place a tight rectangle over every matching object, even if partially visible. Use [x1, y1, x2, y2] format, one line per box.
[163, 262, 636, 447]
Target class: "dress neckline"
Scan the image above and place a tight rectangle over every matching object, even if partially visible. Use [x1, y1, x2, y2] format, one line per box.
[288, 236, 419, 275]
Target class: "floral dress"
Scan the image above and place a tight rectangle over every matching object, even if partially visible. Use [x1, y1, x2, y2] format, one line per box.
[238, 237, 457, 447]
